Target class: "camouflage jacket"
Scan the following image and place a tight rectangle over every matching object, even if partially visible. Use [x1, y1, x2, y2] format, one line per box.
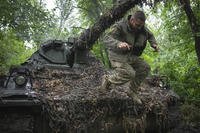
[104, 16, 157, 61]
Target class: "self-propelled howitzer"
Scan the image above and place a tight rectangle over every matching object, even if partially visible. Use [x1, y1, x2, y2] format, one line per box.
[0, 39, 179, 133]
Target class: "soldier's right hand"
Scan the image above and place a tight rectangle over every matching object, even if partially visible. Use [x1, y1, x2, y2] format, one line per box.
[117, 42, 132, 50]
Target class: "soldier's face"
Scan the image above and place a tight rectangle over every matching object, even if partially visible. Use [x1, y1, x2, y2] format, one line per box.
[130, 18, 145, 30]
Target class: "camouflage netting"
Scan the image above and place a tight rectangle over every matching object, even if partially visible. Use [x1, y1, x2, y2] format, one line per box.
[32, 55, 179, 133]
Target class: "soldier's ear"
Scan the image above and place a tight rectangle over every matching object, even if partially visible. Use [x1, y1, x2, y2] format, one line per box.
[128, 15, 132, 20]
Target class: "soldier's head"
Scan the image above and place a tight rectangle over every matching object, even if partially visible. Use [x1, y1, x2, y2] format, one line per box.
[129, 11, 146, 30]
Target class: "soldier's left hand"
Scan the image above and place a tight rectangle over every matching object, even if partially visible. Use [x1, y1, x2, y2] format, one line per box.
[152, 44, 159, 52]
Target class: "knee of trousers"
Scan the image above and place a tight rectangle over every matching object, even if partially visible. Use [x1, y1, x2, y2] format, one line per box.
[115, 67, 136, 80]
[138, 62, 151, 77]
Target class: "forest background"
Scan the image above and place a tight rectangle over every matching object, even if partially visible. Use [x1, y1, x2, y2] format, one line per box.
[0, 0, 199, 125]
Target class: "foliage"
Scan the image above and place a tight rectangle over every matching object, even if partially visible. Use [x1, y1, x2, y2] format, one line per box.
[183, 66, 200, 103]
[0, 30, 34, 74]
[142, 0, 200, 109]
[77, 0, 113, 25]
[0, 0, 52, 73]
[44, 0, 75, 40]
[0, 0, 53, 43]
[91, 40, 110, 68]
[76, 0, 113, 66]
[181, 103, 200, 126]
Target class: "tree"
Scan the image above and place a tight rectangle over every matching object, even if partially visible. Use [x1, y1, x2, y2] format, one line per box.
[0, 0, 53, 73]
[0, 30, 34, 74]
[179, 0, 200, 64]
[55, 0, 74, 37]
[0, 0, 53, 43]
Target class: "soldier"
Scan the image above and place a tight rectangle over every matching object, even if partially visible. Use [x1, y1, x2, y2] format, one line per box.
[102, 10, 159, 104]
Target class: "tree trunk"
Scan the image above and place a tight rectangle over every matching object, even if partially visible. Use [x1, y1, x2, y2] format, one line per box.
[179, 0, 200, 65]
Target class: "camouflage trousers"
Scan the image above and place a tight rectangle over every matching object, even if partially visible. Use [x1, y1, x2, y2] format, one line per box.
[107, 56, 150, 90]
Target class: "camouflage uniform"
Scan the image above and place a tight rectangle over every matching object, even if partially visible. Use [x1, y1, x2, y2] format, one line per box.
[103, 15, 157, 90]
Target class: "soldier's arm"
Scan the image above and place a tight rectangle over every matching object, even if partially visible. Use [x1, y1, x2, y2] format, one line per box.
[104, 24, 122, 45]
[146, 28, 159, 52]
[104, 24, 130, 50]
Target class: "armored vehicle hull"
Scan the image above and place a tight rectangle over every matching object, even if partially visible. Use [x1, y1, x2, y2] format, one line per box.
[0, 40, 180, 133]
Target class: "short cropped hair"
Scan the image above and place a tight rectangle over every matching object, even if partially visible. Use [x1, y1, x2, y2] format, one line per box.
[132, 11, 146, 22]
